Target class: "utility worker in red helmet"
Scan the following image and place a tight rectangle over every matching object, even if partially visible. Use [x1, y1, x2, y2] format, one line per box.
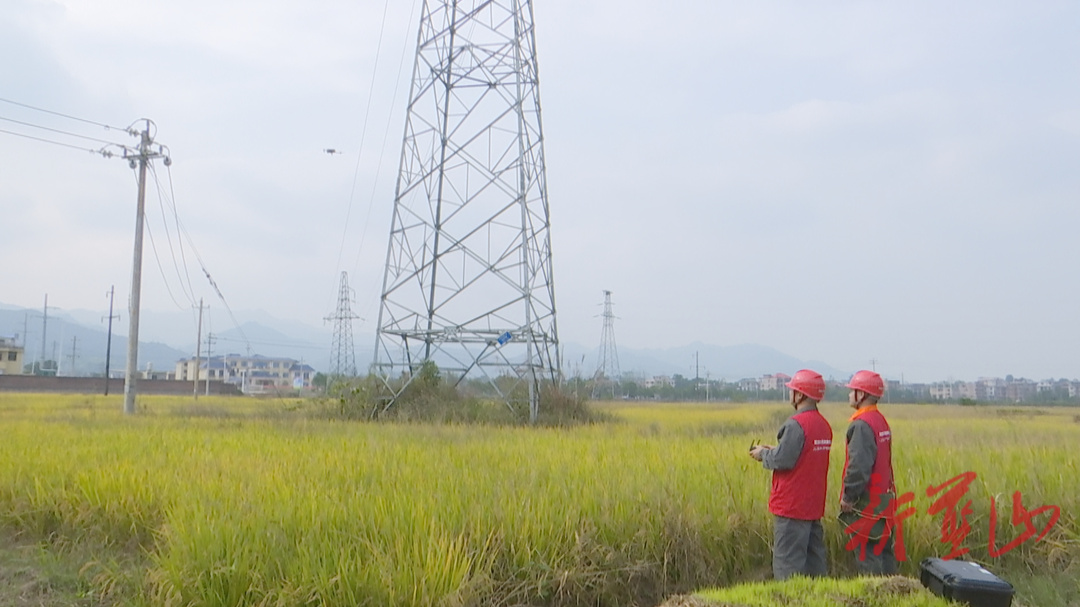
[839, 370, 897, 575]
[750, 369, 833, 580]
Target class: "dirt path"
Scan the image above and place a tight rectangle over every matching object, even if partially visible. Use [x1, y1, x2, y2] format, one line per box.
[0, 533, 105, 607]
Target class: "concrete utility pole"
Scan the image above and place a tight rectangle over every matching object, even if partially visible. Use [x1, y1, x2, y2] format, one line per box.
[103, 286, 119, 395]
[204, 330, 214, 396]
[40, 294, 48, 373]
[122, 120, 169, 415]
[68, 336, 78, 376]
[193, 298, 203, 400]
[33, 296, 59, 375]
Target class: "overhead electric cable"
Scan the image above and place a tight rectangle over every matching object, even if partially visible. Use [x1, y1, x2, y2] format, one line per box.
[143, 216, 192, 311]
[163, 165, 197, 302]
[332, 0, 394, 277]
[143, 162, 250, 353]
[213, 336, 325, 350]
[0, 127, 106, 154]
[0, 115, 130, 147]
[149, 164, 197, 306]
[162, 163, 203, 329]
[149, 167, 297, 403]
[130, 164, 188, 312]
[352, 0, 421, 322]
[0, 96, 131, 132]
[198, 263, 251, 355]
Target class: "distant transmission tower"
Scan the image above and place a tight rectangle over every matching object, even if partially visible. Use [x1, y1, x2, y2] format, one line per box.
[592, 290, 621, 399]
[326, 271, 360, 378]
[373, 0, 560, 422]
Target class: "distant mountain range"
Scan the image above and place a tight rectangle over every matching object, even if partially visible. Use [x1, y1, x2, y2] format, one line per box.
[0, 301, 848, 380]
[0, 303, 190, 377]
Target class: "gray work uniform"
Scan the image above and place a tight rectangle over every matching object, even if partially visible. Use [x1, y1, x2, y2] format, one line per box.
[761, 410, 828, 580]
[842, 416, 898, 575]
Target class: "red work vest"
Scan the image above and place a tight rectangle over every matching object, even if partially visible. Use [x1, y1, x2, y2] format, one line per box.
[841, 408, 894, 501]
[769, 409, 833, 520]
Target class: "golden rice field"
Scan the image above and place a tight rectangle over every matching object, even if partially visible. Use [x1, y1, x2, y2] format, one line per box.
[0, 393, 1076, 607]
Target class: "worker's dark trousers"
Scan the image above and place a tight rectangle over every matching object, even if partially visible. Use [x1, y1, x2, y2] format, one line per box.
[853, 534, 898, 575]
[773, 516, 827, 580]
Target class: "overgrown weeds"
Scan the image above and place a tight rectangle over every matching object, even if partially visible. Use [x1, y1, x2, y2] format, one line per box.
[323, 362, 606, 427]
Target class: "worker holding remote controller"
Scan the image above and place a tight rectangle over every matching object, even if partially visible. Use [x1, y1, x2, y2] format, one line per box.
[749, 369, 833, 580]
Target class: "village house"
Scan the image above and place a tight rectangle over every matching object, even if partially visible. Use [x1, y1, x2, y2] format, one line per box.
[0, 336, 25, 375]
[175, 354, 317, 395]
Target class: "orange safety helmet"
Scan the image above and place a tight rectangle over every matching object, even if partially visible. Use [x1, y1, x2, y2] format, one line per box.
[846, 370, 884, 398]
[786, 369, 826, 401]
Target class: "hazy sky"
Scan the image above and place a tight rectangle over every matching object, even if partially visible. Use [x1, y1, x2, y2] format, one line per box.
[2, 0, 1078, 383]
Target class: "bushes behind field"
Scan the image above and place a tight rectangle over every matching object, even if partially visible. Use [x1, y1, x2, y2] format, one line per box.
[326, 362, 605, 426]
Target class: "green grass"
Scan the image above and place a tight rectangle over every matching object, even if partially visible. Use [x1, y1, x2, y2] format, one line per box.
[0, 528, 137, 607]
[688, 575, 952, 607]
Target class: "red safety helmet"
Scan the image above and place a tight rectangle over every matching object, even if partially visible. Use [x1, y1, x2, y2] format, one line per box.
[786, 369, 826, 401]
[846, 370, 884, 398]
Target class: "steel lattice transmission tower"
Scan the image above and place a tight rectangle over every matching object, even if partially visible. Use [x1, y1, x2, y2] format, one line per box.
[373, 0, 560, 421]
[592, 290, 620, 399]
[326, 271, 360, 378]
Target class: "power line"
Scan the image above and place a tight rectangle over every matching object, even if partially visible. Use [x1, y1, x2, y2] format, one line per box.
[148, 154, 297, 402]
[0, 96, 131, 132]
[139, 161, 252, 358]
[150, 156, 298, 401]
[149, 164, 197, 306]
[146, 158, 293, 401]
[160, 163, 207, 331]
[350, 0, 421, 327]
[0, 114, 130, 147]
[0, 127, 108, 155]
[213, 335, 325, 350]
[333, 0, 395, 276]
[326, 0, 406, 322]
[162, 163, 198, 304]
[197, 264, 251, 359]
[142, 209, 191, 311]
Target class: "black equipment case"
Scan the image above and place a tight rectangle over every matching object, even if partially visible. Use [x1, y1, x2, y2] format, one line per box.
[919, 557, 1014, 607]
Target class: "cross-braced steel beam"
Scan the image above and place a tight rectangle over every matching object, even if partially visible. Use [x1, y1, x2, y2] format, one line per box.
[373, 0, 560, 421]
